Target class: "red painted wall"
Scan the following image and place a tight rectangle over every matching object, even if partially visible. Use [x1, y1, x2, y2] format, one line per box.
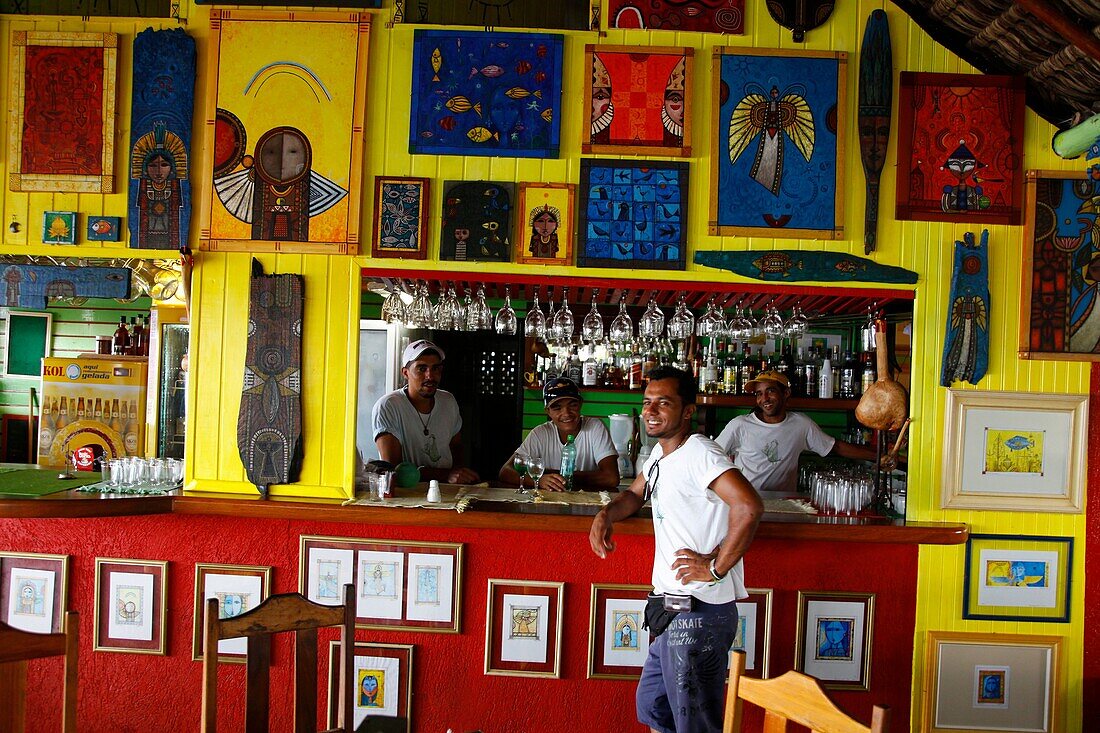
[1083, 364, 1099, 723]
[0, 514, 916, 732]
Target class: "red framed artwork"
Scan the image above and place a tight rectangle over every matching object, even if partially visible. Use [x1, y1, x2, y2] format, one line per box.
[8, 31, 118, 193]
[93, 557, 168, 655]
[326, 640, 413, 732]
[485, 578, 563, 678]
[1, 551, 69, 634]
[895, 72, 1026, 225]
[587, 583, 650, 680]
[583, 45, 692, 157]
[299, 535, 463, 633]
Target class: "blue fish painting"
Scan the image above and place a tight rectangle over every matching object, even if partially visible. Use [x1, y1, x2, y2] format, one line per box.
[1003, 435, 1035, 451]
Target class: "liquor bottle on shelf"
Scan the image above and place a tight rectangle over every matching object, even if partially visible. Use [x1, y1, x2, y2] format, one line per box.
[566, 347, 582, 384]
[738, 344, 753, 394]
[793, 347, 806, 397]
[860, 346, 876, 395]
[830, 346, 841, 397]
[112, 317, 129, 356]
[129, 316, 144, 356]
[704, 340, 720, 394]
[723, 346, 738, 394]
[839, 350, 859, 399]
[582, 350, 598, 387]
[629, 342, 643, 390]
[818, 351, 834, 399]
[642, 343, 658, 384]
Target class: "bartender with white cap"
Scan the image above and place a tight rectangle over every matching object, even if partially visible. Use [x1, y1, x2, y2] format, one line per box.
[372, 339, 480, 484]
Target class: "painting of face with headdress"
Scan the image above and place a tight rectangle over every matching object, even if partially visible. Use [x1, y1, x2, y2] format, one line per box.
[516, 183, 575, 265]
[583, 46, 692, 157]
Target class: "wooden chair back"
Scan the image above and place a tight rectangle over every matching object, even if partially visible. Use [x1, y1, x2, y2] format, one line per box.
[201, 584, 355, 733]
[723, 651, 890, 733]
[0, 610, 79, 733]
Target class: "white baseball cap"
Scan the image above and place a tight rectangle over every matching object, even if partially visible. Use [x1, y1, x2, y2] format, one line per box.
[402, 339, 445, 365]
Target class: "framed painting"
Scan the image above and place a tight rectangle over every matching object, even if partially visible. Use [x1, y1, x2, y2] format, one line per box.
[583, 46, 692, 157]
[402, 0, 588, 29]
[710, 47, 847, 239]
[408, 30, 564, 158]
[794, 591, 874, 690]
[587, 583, 650, 680]
[87, 216, 122, 242]
[299, 535, 463, 633]
[896, 72, 1026, 225]
[2, 311, 51, 378]
[941, 389, 1087, 513]
[485, 578, 563, 678]
[191, 563, 273, 662]
[371, 177, 431, 260]
[42, 211, 76, 245]
[8, 31, 118, 193]
[93, 557, 168, 655]
[730, 588, 773, 679]
[326, 641, 413, 732]
[922, 631, 1061, 733]
[963, 534, 1073, 623]
[577, 159, 688, 270]
[0, 551, 69, 634]
[516, 182, 575, 265]
[1019, 169, 1100, 361]
[199, 10, 370, 254]
[440, 181, 515, 263]
[608, 0, 744, 33]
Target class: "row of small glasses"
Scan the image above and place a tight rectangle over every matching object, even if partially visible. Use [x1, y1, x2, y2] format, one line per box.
[381, 281, 520, 335]
[103, 456, 184, 489]
[512, 453, 544, 494]
[807, 467, 874, 516]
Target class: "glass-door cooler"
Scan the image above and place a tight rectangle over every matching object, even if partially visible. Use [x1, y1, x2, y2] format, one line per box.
[145, 305, 189, 459]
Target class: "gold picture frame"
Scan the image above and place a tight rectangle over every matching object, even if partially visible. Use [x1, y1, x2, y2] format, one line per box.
[922, 631, 1062, 733]
[326, 640, 414, 732]
[93, 557, 168, 655]
[485, 578, 563, 678]
[0, 551, 70, 634]
[941, 389, 1087, 513]
[191, 562, 273, 663]
[794, 590, 874, 691]
[8, 31, 118, 193]
[587, 583, 650, 680]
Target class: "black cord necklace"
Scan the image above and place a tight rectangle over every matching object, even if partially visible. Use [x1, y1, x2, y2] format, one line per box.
[405, 389, 433, 436]
[644, 431, 690, 501]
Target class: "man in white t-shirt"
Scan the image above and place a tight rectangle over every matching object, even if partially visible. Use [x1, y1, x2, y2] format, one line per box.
[714, 370, 880, 498]
[372, 339, 479, 484]
[498, 377, 620, 491]
[590, 366, 763, 733]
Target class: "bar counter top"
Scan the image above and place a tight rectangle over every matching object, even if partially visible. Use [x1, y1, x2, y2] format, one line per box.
[0, 483, 968, 545]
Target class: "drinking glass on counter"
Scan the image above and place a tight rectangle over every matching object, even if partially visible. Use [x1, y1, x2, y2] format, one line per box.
[513, 453, 530, 493]
[528, 457, 545, 492]
[808, 466, 874, 516]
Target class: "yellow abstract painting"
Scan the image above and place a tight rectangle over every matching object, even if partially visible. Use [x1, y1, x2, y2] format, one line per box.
[982, 428, 1044, 475]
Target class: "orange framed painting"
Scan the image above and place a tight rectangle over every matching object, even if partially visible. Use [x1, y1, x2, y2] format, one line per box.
[8, 31, 118, 193]
[583, 45, 692, 157]
[198, 10, 371, 254]
[516, 183, 575, 265]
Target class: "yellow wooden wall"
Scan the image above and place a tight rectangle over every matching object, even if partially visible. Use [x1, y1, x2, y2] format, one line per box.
[0, 1, 1086, 729]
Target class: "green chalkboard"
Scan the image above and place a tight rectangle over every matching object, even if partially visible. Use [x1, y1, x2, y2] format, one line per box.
[3, 311, 51, 377]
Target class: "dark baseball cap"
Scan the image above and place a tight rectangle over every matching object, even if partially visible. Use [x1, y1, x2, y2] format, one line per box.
[543, 377, 582, 407]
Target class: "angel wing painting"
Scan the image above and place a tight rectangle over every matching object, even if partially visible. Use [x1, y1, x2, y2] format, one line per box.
[727, 83, 815, 195]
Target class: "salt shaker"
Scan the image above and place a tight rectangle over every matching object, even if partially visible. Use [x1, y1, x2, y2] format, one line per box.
[426, 479, 441, 503]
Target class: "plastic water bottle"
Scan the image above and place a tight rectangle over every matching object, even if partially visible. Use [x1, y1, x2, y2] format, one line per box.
[561, 434, 577, 492]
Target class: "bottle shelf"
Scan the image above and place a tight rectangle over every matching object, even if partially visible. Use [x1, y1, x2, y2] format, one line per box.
[697, 395, 861, 410]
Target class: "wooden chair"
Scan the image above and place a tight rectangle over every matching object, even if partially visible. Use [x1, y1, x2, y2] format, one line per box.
[723, 651, 890, 733]
[202, 584, 355, 733]
[0, 611, 79, 733]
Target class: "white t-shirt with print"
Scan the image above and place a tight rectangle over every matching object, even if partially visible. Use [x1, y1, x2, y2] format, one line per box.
[515, 417, 617, 472]
[371, 388, 462, 468]
[714, 411, 834, 495]
[646, 434, 747, 604]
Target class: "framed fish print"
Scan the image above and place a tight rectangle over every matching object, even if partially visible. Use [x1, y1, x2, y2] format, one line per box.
[578, 159, 688, 270]
[710, 47, 847, 240]
[86, 216, 122, 242]
[326, 641, 413, 732]
[41, 211, 77, 245]
[299, 535, 463, 633]
[199, 10, 371, 254]
[1019, 170, 1100, 361]
[8, 31, 118, 193]
[516, 182, 575, 265]
[0, 551, 69, 634]
[583, 46, 692, 157]
[371, 177, 431, 260]
[587, 583, 650, 680]
[408, 30, 564, 158]
[485, 578, 563, 678]
[962, 535, 1073, 623]
[440, 181, 515, 262]
[608, 0, 745, 34]
[941, 389, 1087, 513]
[922, 631, 1061, 733]
[93, 557, 168, 655]
[794, 591, 874, 690]
[896, 72, 1026, 225]
[191, 563, 273, 662]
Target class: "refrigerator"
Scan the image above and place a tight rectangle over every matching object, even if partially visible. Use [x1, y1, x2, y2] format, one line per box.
[38, 356, 148, 467]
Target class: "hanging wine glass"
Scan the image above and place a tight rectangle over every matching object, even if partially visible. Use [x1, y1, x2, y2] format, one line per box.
[525, 289, 548, 339]
[727, 303, 752, 341]
[467, 284, 492, 330]
[581, 289, 604, 342]
[762, 305, 785, 338]
[406, 282, 433, 328]
[381, 286, 406, 324]
[697, 298, 725, 337]
[667, 295, 694, 340]
[639, 297, 665, 339]
[495, 287, 518, 335]
[609, 295, 634, 343]
[550, 287, 574, 342]
[785, 304, 809, 339]
[457, 289, 473, 331]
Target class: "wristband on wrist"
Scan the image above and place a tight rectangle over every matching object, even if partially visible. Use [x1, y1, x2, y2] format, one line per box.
[709, 558, 726, 582]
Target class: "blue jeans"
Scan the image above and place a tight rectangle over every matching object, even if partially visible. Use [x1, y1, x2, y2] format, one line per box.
[636, 598, 739, 733]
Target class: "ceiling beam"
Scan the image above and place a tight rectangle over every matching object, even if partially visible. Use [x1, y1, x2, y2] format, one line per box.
[1016, 0, 1100, 64]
